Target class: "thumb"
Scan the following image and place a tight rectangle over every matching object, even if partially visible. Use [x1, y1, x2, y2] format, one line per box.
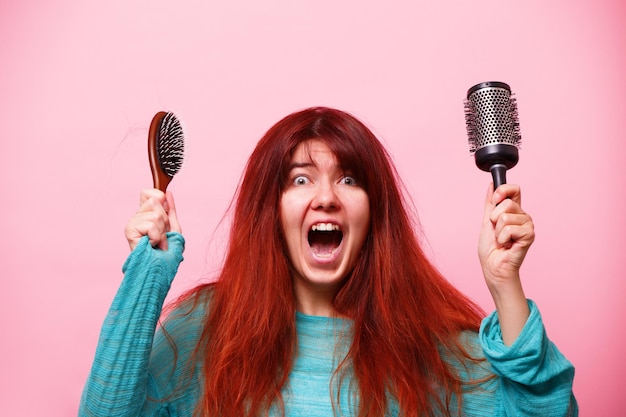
[482, 182, 496, 224]
[165, 191, 182, 234]
[156, 191, 182, 251]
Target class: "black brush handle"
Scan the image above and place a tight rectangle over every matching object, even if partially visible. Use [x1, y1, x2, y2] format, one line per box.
[474, 143, 519, 190]
[490, 164, 507, 189]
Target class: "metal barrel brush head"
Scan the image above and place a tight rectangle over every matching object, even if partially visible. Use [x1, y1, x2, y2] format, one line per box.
[464, 81, 521, 189]
[148, 111, 185, 192]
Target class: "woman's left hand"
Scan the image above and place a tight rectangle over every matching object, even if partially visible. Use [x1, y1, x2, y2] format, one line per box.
[479, 183, 534, 345]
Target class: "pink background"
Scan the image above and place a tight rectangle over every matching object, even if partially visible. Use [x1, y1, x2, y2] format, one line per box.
[1, 1, 624, 415]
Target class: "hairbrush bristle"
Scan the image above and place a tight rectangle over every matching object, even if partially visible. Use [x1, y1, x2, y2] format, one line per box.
[464, 85, 521, 154]
[157, 112, 185, 176]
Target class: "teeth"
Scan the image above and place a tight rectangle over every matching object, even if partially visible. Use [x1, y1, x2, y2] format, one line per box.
[311, 223, 340, 232]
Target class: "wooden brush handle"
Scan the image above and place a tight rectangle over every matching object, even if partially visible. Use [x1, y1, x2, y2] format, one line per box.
[148, 111, 173, 192]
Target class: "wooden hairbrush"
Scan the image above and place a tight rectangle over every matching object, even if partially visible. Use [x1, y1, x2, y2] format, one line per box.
[148, 111, 185, 192]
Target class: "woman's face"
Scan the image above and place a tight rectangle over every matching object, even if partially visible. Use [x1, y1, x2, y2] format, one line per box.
[280, 139, 370, 314]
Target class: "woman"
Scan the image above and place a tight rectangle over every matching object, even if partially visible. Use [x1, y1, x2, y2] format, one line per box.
[79, 107, 577, 416]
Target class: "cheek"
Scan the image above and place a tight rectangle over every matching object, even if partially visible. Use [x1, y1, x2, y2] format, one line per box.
[356, 194, 371, 224]
[359, 200, 372, 240]
[349, 195, 371, 246]
[279, 195, 301, 243]
[357, 212, 371, 244]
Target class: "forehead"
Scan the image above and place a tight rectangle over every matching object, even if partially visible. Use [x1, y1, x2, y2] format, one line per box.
[290, 139, 338, 166]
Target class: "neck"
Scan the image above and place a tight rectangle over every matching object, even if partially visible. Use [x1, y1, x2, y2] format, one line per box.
[296, 296, 336, 317]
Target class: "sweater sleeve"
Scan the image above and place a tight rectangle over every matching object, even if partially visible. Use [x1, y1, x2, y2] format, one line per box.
[479, 299, 578, 416]
[78, 232, 185, 417]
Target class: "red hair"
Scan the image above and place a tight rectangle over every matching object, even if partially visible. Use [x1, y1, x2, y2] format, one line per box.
[172, 107, 485, 416]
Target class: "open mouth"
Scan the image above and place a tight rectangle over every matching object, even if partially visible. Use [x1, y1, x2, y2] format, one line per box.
[308, 223, 343, 257]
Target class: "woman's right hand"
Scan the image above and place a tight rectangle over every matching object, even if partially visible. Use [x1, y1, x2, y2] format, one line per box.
[124, 189, 182, 251]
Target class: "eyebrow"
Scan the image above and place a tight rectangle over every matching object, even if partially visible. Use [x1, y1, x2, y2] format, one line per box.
[287, 161, 315, 170]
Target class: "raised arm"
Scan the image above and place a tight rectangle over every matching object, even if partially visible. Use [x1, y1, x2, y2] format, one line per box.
[79, 190, 184, 417]
[477, 183, 578, 416]
[478, 183, 533, 345]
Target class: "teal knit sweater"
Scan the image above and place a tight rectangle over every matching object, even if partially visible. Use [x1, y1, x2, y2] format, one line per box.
[79, 233, 578, 416]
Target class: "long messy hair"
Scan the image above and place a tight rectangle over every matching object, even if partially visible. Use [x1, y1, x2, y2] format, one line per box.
[177, 107, 485, 416]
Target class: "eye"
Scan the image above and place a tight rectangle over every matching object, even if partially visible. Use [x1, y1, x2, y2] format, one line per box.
[292, 175, 310, 186]
[340, 176, 358, 186]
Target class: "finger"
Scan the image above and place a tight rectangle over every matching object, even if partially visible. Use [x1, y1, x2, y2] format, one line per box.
[127, 211, 168, 247]
[139, 188, 166, 207]
[157, 233, 169, 251]
[492, 183, 522, 206]
[482, 182, 496, 224]
[493, 213, 532, 243]
[495, 224, 535, 252]
[157, 191, 182, 251]
[145, 215, 168, 248]
[164, 191, 182, 234]
[488, 197, 525, 226]
[144, 202, 170, 250]
[125, 219, 164, 250]
[126, 195, 170, 250]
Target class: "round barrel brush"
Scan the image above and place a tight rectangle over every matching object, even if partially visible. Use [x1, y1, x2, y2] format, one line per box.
[464, 81, 521, 189]
[148, 111, 185, 192]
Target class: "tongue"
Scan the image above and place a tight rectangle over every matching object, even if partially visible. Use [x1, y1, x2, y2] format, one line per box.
[311, 242, 335, 256]
[310, 233, 340, 256]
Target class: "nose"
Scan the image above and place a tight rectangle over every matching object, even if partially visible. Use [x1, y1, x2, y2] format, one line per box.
[312, 179, 339, 210]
